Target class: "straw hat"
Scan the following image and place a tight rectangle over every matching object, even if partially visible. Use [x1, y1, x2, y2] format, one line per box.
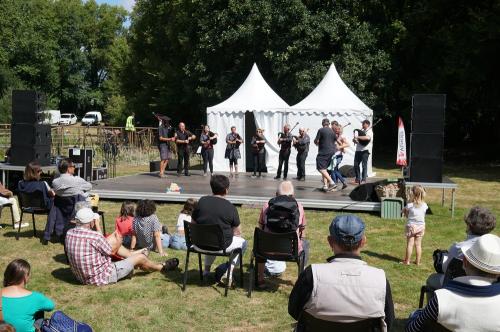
[463, 234, 500, 275]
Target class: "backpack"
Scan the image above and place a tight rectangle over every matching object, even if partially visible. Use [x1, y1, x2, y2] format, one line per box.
[41, 311, 93, 332]
[265, 195, 300, 233]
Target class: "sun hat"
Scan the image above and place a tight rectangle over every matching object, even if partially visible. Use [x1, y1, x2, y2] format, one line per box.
[462, 234, 500, 275]
[329, 215, 365, 246]
[75, 207, 98, 224]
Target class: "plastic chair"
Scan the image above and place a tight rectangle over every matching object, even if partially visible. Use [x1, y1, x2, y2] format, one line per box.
[247, 227, 305, 297]
[182, 221, 244, 297]
[16, 191, 50, 240]
[296, 310, 383, 332]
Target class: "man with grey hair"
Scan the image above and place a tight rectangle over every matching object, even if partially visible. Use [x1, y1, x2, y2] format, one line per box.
[256, 181, 309, 287]
[275, 124, 293, 180]
[174, 122, 196, 176]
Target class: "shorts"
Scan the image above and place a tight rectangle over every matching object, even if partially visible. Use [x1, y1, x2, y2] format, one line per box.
[158, 144, 171, 160]
[108, 257, 135, 283]
[406, 224, 425, 237]
[316, 153, 334, 171]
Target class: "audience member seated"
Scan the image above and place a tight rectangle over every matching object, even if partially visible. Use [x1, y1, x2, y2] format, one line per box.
[132, 200, 170, 256]
[51, 158, 92, 198]
[256, 181, 309, 287]
[427, 206, 496, 289]
[17, 161, 55, 204]
[66, 208, 178, 286]
[406, 234, 500, 332]
[170, 198, 197, 250]
[0, 181, 24, 230]
[115, 201, 136, 248]
[1, 259, 55, 332]
[192, 174, 247, 286]
[0, 321, 15, 332]
[288, 215, 394, 331]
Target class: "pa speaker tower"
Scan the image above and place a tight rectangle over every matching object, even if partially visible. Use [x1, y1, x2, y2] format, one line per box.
[409, 94, 445, 182]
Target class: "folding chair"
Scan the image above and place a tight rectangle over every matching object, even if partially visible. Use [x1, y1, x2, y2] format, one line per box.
[0, 201, 15, 228]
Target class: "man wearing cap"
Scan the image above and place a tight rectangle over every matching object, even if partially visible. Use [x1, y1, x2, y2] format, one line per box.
[65, 208, 176, 286]
[406, 234, 500, 332]
[288, 215, 394, 331]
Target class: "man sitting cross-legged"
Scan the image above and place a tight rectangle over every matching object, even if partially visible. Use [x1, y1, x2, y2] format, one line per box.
[65, 207, 178, 286]
[288, 215, 394, 332]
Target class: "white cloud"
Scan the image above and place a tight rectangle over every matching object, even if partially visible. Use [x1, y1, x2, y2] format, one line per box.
[121, 0, 135, 12]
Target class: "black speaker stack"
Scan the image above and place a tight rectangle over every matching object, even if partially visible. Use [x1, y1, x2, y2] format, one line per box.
[409, 94, 445, 182]
[10, 90, 51, 166]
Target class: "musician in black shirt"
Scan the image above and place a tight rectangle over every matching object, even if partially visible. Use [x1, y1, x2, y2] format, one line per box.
[225, 126, 243, 177]
[157, 117, 175, 178]
[200, 125, 217, 176]
[293, 128, 310, 181]
[275, 124, 293, 180]
[250, 128, 266, 178]
[314, 118, 337, 191]
[174, 122, 196, 176]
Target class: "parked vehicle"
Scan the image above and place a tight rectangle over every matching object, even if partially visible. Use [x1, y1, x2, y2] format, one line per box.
[41, 110, 61, 125]
[59, 113, 78, 125]
[81, 111, 102, 125]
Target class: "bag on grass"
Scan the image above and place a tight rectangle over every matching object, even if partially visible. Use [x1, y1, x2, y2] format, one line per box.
[41, 311, 93, 332]
[265, 195, 300, 233]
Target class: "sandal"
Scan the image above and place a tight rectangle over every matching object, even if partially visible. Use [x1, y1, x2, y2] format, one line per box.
[161, 258, 179, 273]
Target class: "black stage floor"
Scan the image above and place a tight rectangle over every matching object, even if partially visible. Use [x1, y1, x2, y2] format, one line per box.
[91, 171, 381, 211]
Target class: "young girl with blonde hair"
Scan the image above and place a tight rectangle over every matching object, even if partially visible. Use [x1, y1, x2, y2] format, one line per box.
[401, 185, 428, 265]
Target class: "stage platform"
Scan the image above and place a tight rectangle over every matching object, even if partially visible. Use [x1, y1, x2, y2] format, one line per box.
[91, 171, 381, 212]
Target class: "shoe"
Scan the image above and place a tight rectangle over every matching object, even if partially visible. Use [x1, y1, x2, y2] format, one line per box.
[210, 173, 214, 177]
[327, 183, 338, 192]
[341, 183, 348, 190]
[274, 176, 281, 180]
[13, 222, 29, 229]
[185, 173, 190, 177]
[258, 173, 262, 178]
[177, 173, 181, 177]
[299, 177, 306, 182]
[251, 174, 257, 179]
[203, 172, 208, 177]
[322, 185, 328, 191]
[219, 275, 234, 287]
[351, 180, 359, 185]
[293, 177, 301, 180]
[283, 177, 287, 180]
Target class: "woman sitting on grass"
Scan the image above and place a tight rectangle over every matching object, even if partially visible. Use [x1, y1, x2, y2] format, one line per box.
[115, 201, 136, 248]
[1, 259, 55, 332]
[132, 199, 170, 256]
[170, 198, 197, 250]
[401, 185, 428, 265]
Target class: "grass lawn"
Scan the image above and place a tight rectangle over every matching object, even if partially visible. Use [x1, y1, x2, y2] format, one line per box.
[1, 162, 499, 331]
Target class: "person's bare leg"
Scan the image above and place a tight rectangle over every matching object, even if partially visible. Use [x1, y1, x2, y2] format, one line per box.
[415, 236, 423, 265]
[129, 254, 163, 272]
[234, 164, 238, 176]
[403, 237, 414, 264]
[159, 160, 167, 177]
[319, 169, 333, 184]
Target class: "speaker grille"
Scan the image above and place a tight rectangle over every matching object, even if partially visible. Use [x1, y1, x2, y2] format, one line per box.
[411, 94, 445, 134]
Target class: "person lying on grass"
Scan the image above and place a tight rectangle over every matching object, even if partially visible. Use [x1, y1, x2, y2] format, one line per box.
[65, 207, 178, 286]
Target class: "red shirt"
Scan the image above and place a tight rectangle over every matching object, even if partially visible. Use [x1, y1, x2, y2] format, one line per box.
[115, 216, 134, 236]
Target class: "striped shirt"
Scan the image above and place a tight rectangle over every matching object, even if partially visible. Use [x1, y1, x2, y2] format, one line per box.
[405, 296, 439, 332]
[65, 227, 114, 286]
[133, 214, 163, 250]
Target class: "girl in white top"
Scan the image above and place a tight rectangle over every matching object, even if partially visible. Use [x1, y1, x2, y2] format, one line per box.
[170, 198, 197, 250]
[401, 185, 428, 265]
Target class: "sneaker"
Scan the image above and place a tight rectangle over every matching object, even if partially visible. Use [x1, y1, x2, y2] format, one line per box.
[322, 185, 328, 191]
[274, 176, 281, 180]
[13, 222, 29, 229]
[327, 183, 338, 192]
[203, 172, 208, 177]
[341, 183, 348, 190]
[219, 275, 234, 287]
[299, 177, 306, 182]
[251, 174, 257, 179]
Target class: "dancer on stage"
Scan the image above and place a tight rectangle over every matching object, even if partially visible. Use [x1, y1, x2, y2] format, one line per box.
[275, 124, 293, 180]
[174, 122, 196, 177]
[293, 128, 310, 181]
[329, 122, 349, 189]
[314, 118, 337, 191]
[157, 116, 174, 178]
[200, 125, 217, 177]
[353, 120, 372, 184]
[225, 126, 243, 178]
[251, 128, 266, 178]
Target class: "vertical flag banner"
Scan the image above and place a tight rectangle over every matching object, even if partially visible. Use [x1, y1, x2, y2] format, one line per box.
[396, 117, 407, 166]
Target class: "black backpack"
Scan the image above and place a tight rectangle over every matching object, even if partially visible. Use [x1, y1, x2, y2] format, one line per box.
[265, 195, 300, 233]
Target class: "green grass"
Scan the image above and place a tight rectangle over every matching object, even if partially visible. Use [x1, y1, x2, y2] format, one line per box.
[1, 163, 499, 331]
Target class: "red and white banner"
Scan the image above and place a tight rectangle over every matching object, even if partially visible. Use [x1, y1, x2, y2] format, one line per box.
[396, 117, 407, 166]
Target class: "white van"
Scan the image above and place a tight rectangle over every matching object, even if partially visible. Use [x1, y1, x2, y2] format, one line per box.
[41, 110, 61, 125]
[81, 111, 102, 125]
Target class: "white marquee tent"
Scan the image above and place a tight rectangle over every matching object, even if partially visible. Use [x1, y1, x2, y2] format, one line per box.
[206, 63, 289, 172]
[286, 63, 374, 176]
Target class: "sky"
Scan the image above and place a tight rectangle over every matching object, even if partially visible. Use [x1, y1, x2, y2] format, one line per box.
[95, 0, 135, 12]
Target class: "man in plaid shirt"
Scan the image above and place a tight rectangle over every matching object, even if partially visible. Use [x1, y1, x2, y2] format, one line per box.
[66, 208, 177, 286]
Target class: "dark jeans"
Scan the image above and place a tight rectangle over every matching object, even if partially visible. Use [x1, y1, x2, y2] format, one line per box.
[201, 148, 214, 174]
[354, 150, 370, 181]
[277, 148, 291, 178]
[253, 151, 265, 175]
[177, 148, 190, 175]
[330, 155, 346, 184]
[296, 151, 308, 179]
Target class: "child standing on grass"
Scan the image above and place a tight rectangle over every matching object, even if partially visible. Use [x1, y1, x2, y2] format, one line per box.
[170, 198, 197, 250]
[115, 201, 136, 248]
[401, 185, 428, 265]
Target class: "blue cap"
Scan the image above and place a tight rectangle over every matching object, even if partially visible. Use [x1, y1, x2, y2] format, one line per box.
[329, 215, 365, 246]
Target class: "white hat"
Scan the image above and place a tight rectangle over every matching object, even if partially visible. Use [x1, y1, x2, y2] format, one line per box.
[463, 234, 500, 275]
[75, 207, 98, 224]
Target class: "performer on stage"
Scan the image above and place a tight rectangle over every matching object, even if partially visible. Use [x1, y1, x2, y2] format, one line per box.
[293, 128, 310, 181]
[225, 126, 243, 178]
[157, 116, 174, 178]
[275, 124, 293, 180]
[174, 122, 196, 176]
[329, 122, 349, 189]
[353, 119, 373, 184]
[250, 128, 266, 178]
[314, 118, 337, 191]
[200, 125, 217, 176]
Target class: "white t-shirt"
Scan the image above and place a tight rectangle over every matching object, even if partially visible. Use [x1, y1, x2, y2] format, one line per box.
[176, 213, 192, 233]
[355, 128, 373, 152]
[406, 202, 428, 225]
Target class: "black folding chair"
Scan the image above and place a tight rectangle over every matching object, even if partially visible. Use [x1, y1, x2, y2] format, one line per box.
[296, 310, 383, 332]
[0, 201, 15, 228]
[16, 191, 50, 240]
[182, 221, 244, 297]
[247, 227, 305, 297]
